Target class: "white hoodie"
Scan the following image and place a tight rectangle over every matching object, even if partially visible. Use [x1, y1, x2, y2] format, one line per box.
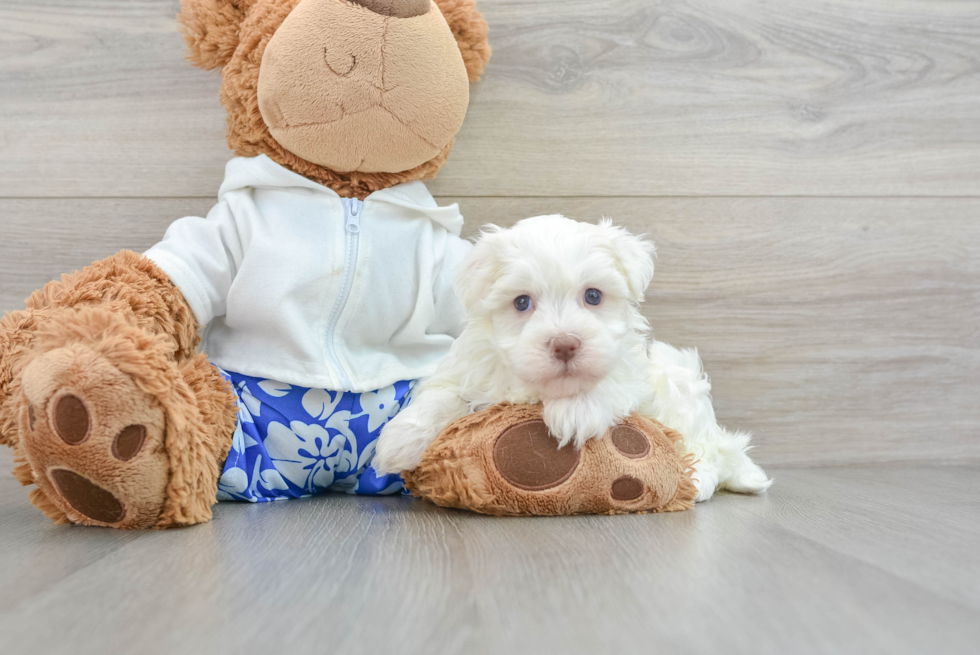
[145, 155, 472, 392]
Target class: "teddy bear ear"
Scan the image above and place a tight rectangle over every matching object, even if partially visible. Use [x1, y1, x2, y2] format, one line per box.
[433, 0, 492, 82]
[177, 0, 248, 71]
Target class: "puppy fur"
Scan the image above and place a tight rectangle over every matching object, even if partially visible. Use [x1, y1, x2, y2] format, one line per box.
[375, 215, 771, 501]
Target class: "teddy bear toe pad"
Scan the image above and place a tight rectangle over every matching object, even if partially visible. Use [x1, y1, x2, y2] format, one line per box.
[403, 404, 697, 516]
[492, 420, 580, 491]
[48, 468, 126, 524]
[610, 476, 645, 501]
[52, 394, 91, 445]
[610, 426, 651, 458]
[18, 346, 171, 528]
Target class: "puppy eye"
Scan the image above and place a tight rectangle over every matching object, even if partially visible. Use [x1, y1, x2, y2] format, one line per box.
[514, 295, 533, 312]
[584, 288, 603, 306]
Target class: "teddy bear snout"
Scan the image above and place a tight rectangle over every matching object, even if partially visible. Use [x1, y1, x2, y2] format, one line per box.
[349, 0, 430, 18]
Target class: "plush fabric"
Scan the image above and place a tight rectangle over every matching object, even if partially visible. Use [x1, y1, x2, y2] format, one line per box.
[403, 404, 697, 516]
[157, 352, 239, 527]
[177, 0, 251, 70]
[0, 250, 201, 449]
[179, 0, 492, 198]
[258, 0, 469, 173]
[351, 0, 430, 18]
[17, 312, 175, 528]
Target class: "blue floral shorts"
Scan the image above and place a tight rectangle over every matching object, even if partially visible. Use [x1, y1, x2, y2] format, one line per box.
[215, 369, 415, 502]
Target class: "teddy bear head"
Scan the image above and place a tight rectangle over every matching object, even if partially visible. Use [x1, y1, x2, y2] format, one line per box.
[178, 0, 491, 197]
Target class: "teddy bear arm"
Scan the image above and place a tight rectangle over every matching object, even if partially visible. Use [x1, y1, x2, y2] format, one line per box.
[1, 253, 237, 528]
[28, 250, 200, 356]
[0, 250, 201, 448]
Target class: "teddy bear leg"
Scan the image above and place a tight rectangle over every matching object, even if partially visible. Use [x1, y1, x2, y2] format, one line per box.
[13, 307, 236, 529]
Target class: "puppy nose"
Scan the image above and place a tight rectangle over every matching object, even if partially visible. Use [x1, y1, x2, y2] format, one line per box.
[349, 0, 430, 18]
[551, 336, 581, 363]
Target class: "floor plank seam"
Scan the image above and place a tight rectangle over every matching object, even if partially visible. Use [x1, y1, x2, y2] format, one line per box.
[765, 458, 980, 471]
[4, 195, 980, 201]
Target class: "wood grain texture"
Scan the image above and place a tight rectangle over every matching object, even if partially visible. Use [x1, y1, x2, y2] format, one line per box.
[2, 196, 978, 467]
[2, 0, 979, 197]
[2, 448, 979, 655]
[733, 462, 980, 612]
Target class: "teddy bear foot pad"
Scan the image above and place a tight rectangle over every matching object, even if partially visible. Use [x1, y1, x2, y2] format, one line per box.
[18, 344, 171, 528]
[403, 404, 697, 516]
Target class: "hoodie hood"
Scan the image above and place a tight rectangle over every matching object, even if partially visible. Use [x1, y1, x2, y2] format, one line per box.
[217, 155, 464, 236]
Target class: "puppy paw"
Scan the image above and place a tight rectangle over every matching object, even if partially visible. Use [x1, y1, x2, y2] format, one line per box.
[542, 395, 616, 449]
[691, 462, 720, 503]
[374, 406, 437, 474]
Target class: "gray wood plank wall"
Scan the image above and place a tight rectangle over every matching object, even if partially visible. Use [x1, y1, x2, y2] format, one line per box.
[1, 0, 978, 467]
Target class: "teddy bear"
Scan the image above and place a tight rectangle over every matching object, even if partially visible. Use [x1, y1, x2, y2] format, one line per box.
[0, 0, 493, 529]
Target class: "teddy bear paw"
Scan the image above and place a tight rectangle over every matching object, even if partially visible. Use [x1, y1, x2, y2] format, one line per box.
[403, 404, 698, 516]
[17, 344, 171, 528]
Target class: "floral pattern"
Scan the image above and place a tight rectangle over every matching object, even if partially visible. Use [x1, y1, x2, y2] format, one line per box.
[216, 370, 414, 502]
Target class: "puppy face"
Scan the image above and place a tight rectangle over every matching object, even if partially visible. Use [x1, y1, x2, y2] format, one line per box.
[458, 215, 656, 398]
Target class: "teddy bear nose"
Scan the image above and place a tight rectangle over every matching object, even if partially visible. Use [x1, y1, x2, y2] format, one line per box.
[349, 0, 430, 18]
[551, 336, 582, 363]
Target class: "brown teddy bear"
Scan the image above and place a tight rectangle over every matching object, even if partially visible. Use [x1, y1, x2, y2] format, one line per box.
[0, 0, 492, 529]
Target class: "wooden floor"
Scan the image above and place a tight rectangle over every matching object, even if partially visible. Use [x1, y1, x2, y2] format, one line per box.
[2, 448, 979, 655]
[1, 1, 979, 652]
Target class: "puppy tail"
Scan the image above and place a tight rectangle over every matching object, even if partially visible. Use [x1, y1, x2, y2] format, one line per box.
[721, 438, 774, 495]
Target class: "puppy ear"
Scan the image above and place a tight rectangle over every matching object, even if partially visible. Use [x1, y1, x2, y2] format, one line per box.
[433, 0, 492, 82]
[455, 226, 503, 314]
[599, 218, 656, 302]
[177, 0, 248, 71]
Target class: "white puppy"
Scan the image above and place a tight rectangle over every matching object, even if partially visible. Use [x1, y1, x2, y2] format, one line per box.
[374, 215, 771, 501]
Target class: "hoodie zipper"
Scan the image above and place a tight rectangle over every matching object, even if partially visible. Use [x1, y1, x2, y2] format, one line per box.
[325, 197, 363, 391]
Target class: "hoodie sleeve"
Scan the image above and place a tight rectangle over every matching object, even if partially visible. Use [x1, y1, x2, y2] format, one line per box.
[143, 200, 244, 327]
[429, 233, 473, 339]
